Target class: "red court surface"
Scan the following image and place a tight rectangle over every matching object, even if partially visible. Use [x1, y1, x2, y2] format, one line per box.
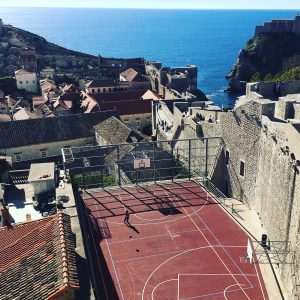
[82, 180, 269, 300]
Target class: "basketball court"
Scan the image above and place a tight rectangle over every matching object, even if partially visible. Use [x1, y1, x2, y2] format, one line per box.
[82, 180, 269, 300]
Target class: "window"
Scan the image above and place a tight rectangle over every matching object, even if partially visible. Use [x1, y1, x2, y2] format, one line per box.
[26, 81, 29, 84]
[98, 88, 100, 92]
[225, 150, 230, 165]
[240, 160, 245, 177]
[40, 149, 47, 158]
[109, 88, 111, 92]
[19, 81, 23, 84]
[103, 88, 106, 92]
[92, 89, 95, 93]
[33, 80, 35, 84]
[15, 154, 22, 162]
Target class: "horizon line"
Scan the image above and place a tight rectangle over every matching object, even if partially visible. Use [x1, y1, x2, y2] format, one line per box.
[0, 6, 300, 10]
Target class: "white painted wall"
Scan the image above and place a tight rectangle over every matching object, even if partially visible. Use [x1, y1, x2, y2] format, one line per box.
[16, 72, 38, 93]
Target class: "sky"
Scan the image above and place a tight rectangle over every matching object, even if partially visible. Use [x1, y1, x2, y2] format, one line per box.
[0, 0, 299, 9]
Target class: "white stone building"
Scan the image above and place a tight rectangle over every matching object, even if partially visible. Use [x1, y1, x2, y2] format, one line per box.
[0, 111, 118, 164]
[15, 69, 38, 93]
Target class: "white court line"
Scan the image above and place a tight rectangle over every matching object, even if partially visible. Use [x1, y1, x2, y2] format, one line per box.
[178, 274, 253, 300]
[106, 204, 205, 227]
[224, 284, 246, 300]
[115, 245, 249, 264]
[187, 196, 253, 289]
[181, 286, 253, 300]
[141, 246, 214, 300]
[97, 207, 125, 300]
[179, 273, 258, 277]
[151, 278, 178, 300]
[108, 229, 203, 245]
[177, 273, 180, 300]
[253, 248, 267, 300]
[133, 191, 173, 221]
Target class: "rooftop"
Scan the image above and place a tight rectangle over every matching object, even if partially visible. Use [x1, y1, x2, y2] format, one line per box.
[28, 162, 55, 182]
[93, 116, 144, 145]
[0, 110, 118, 149]
[15, 68, 35, 76]
[98, 98, 152, 116]
[87, 89, 148, 103]
[120, 68, 148, 82]
[86, 79, 128, 88]
[0, 212, 79, 299]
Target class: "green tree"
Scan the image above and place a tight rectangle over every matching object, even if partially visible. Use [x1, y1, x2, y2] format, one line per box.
[71, 93, 83, 114]
[0, 77, 17, 94]
[273, 67, 300, 81]
[264, 73, 274, 81]
[0, 158, 10, 182]
[250, 72, 261, 82]
[57, 75, 79, 86]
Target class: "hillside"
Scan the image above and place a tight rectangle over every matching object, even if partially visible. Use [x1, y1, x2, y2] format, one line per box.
[226, 32, 300, 92]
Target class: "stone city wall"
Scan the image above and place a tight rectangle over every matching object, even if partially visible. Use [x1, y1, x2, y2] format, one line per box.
[255, 118, 300, 299]
[255, 15, 300, 35]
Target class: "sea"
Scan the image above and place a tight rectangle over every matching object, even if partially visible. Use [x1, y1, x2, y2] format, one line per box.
[1, 8, 299, 107]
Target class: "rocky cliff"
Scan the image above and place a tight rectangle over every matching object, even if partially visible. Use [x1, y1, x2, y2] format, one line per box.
[227, 32, 300, 93]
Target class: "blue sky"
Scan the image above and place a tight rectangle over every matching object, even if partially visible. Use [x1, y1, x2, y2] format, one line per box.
[0, 0, 299, 9]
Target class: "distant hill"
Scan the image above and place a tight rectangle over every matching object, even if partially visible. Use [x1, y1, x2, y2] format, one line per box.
[226, 16, 300, 93]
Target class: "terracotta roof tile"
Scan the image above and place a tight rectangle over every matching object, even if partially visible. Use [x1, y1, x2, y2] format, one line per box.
[0, 110, 118, 148]
[0, 213, 79, 299]
[120, 68, 148, 83]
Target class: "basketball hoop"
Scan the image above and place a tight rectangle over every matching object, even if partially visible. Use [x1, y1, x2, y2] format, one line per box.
[132, 151, 151, 169]
[134, 158, 150, 169]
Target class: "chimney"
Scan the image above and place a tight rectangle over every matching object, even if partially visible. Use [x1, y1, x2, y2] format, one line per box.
[1, 202, 11, 227]
[26, 213, 32, 222]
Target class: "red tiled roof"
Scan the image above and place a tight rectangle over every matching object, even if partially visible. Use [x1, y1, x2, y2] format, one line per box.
[61, 84, 81, 94]
[0, 114, 11, 122]
[0, 213, 79, 299]
[60, 92, 81, 102]
[15, 69, 35, 75]
[88, 90, 147, 103]
[120, 68, 138, 82]
[120, 68, 148, 82]
[86, 79, 119, 88]
[99, 98, 152, 116]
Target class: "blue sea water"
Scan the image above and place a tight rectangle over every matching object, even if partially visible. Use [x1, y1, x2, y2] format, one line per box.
[0, 8, 299, 106]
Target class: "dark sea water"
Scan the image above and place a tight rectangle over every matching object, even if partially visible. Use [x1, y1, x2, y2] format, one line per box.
[1, 8, 299, 106]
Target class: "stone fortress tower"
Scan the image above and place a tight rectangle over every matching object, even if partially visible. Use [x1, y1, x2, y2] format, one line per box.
[0, 19, 4, 37]
[255, 14, 300, 35]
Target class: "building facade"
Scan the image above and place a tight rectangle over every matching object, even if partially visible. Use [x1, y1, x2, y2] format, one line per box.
[15, 69, 38, 93]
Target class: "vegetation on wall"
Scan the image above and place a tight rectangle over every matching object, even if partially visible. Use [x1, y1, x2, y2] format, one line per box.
[0, 77, 17, 94]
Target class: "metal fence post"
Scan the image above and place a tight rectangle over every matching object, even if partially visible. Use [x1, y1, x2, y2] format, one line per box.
[117, 145, 121, 187]
[153, 142, 156, 183]
[188, 139, 191, 180]
[205, 138, 209, 187]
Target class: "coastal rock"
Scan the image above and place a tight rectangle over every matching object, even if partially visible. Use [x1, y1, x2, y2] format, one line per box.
[226, 77, 247, 93]
[226, 27, 300, 93]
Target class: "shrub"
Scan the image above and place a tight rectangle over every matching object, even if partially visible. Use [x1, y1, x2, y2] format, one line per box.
[250, 72, 261, 82]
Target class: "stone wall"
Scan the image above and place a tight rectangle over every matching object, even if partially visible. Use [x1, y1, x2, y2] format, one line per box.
[121, 112, 152, 132]
[153, 89, 300, 298]
[219, 100, 267, 205]
[0, 137, 94, 163]
[247, 80, 300, 100]
[255, 118, 300, 299]
[255, 15, 300, 35]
